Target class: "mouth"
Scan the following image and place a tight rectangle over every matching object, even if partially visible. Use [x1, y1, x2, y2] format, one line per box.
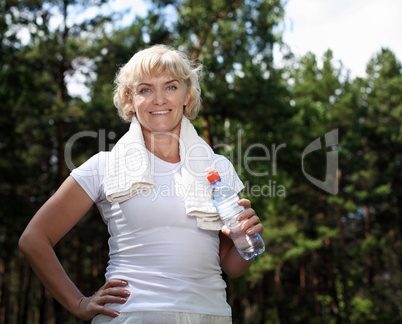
[150, 109, 172, 115]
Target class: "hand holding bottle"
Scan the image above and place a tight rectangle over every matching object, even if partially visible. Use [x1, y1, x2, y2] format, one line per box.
[220, 198, 263, 238]
[207, 168, 265, 260]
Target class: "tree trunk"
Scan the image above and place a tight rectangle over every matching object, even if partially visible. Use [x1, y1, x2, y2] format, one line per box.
[320, 190, 341, 321]
[398, 197, 402, 287]
[335, 208, 348, 324]
[0, 256, 4, 323]
[0, 235, 11, 324]
[299, 259, 306, 296]
[363, 205, 373, 290]
[335, 169, 349, 323]
[274, 263, 283, 324]
[312, 251, 320, 317]
[17, 251, 32, 324]
[39, 285, 46, 324]
[21, 268, 32, 324]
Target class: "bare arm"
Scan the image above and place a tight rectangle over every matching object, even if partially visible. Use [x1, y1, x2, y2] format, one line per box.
[19, 176, 128, 320]
[219, 199, 264, 278]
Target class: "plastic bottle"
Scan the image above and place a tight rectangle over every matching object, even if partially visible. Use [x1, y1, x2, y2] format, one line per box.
[206, 168, 265, 260]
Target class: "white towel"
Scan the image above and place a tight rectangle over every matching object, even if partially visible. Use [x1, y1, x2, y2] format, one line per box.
[104, 116, 238, 231]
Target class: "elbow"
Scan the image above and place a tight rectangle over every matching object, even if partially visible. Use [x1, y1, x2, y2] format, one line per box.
[19, 227, 53, 259]
[19, 231, 31, 255]
[19, 229, 39, 256]
[221, 261, 249, 279]
[221, 256, 253, 279]
[225, 273, 240, 279]
[224, 269, 246, 279]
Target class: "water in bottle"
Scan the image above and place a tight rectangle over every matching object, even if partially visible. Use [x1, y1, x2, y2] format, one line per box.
[206, 168, 265, 260]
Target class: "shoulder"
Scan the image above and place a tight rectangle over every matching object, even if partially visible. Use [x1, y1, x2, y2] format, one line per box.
[70, 151, 109, 177]
[212, 153, 235, 174]
[212, 154, 244, 193]
[69, 151, 109, 203]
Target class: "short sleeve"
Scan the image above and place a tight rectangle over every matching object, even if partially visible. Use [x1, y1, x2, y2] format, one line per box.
[212, 154, 245, 194]
[70, 152, 107, 203]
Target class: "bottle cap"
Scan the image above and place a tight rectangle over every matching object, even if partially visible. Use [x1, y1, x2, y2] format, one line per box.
[206, 167, 220, 183]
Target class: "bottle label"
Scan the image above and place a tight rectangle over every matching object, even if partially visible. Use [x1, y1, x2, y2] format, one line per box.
[216, 194, 244, 224]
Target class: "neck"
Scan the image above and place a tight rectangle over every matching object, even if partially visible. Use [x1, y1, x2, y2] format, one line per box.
[143, 128, 181, 163]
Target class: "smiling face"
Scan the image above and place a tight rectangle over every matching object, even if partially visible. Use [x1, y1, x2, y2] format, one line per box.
[131, 74, 190, 138]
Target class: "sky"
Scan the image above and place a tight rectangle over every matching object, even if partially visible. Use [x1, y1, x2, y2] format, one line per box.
[101, 0, 402, 78]
[64, 0, 402, 98]
[276, 0, 402, 78]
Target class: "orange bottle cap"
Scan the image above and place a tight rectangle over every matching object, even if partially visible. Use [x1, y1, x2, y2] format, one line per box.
[206, 168, 220, 183]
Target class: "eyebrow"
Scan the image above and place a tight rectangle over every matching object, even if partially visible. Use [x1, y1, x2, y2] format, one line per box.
[138, 79, 180, 87]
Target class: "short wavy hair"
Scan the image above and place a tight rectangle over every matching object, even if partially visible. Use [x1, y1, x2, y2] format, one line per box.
[113, 44, 202, 122]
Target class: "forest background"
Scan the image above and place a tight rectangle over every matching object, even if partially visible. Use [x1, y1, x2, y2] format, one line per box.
[0, 0, 401, 323]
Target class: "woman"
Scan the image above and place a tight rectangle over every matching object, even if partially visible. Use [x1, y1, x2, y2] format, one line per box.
[19, 44, 264, 323]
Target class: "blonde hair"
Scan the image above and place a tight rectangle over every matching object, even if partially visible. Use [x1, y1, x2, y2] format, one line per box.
[113, 44, 202, 121]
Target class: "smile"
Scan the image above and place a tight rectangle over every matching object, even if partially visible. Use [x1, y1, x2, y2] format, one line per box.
[150, 110, 171, 115]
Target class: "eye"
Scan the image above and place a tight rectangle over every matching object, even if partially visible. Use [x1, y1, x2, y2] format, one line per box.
[139, 87, 151, 94]
[166, 85, 178, 91]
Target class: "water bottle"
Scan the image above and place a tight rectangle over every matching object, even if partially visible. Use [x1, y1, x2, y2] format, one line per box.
[206, 168, 265, 260]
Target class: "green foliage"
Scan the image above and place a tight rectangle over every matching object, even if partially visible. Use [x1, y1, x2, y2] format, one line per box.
[350, 295, 377, 323]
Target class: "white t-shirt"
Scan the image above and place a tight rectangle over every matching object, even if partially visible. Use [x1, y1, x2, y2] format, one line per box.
[70, 151, 243, 316]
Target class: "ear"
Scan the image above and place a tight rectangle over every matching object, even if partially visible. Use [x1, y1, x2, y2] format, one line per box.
[184, 89, 191, 107]
[125, 91, 135, 113]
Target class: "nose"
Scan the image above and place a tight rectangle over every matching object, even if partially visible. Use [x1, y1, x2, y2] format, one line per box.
[153, 89, 166, 105]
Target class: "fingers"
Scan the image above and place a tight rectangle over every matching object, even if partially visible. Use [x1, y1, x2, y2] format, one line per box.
[237, 199, 264, 235]
[237, 204, 254, 222]
[237, 198, 251, 209]
[94, 287, 129, 306]
[103, 279, 128, 290]
[221, 199, 264, 236]
[221, 225, 231, 236]
[96, 279, 130, 305]
[79, 279, 130, 320]
[241, 216, 263, 235]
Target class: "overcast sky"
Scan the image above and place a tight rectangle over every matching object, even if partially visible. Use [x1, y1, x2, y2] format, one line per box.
[101, 0, 402, 77]
[66, 0, 402, 97]
[278, 0, 402, 78]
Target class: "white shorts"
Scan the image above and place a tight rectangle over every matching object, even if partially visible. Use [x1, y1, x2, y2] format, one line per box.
[92, 312, 232, 324]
